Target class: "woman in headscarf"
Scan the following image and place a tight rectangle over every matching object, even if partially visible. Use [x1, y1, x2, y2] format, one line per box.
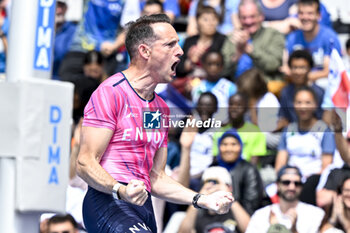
[214, 129, 265, 215]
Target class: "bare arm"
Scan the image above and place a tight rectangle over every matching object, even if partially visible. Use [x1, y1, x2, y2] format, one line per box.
[332, 110, 350, 164]
[150, 147, 198, 205]
[150, 147, 234, 213]
[321, 154, 333, 172]
[176, 128, 198, 187]
[308, 56, 330, 81]
[100, 30, 126, 56]
[275, 150, 288, 173]
[186, 16, 198, 37]
[263, 17, 301, 35]
[178, 206, 198, 233]
[231, 201, 250, 233]
[76, 126, 148, 205]
[76, 126, 117, 194]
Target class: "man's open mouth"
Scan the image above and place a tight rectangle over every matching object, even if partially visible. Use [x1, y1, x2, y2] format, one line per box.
[171, 60, 180, 72]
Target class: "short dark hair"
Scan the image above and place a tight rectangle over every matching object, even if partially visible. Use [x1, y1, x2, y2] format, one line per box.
[197, 0, 223, 23]
[84, 50, 104, 66]
[298, 0, 320, 13]
[48, 214, 78, 229]
[125, 14, 171, 60]
[201, 50, 224, 65]
[338, 175, 350, 194]
[293, 86, 318, 105]
[346, 38, 350, 50]
[229, 92, 249, 107]
[196, 5, 219, 20]
[288, 49, 314, 68]
[144, 0, 164, 12]
[198, 92, 218, 108]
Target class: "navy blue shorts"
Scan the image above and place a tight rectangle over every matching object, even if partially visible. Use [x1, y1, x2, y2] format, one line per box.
[82, 186, 157, 233]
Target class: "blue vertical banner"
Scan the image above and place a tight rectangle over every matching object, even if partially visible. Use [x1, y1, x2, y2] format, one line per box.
[33, 0, 56, 71]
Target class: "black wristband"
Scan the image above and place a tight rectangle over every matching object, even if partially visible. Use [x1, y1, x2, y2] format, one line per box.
[192, 193, 202, 209]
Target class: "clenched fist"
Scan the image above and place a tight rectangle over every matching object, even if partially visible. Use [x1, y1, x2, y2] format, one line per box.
[119, 180, 148, 206]
[198, 191, 234, 214]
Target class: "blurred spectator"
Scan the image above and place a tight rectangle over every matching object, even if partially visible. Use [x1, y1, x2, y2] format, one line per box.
[237, 68, 281, 151]
[221, 0, 285, 91]
[259, 0, 301, 35]
[61, 50, 106, 83]
[183, 92, 219, 183]
[52, 0, 77, 80]
[285, 0, 341, 84]
[47, 214, 79, 233]
[140, 0, 180, 23]
[178, 166, 250, 233]
[176, 6, 226, 80]
[316, 111, 350, 208]
[192, 51, 236, 108]
[212, 93, 267, 165]
[186, 0, 240, 36]
[276, 50, 324, 131]
[326, 176, 350, 233]
[59, 0, 139, 79]
[246, 165, 325, 233]
[212, 129, 265, 215]
[141, 0, 164, 16]
[275, 87, 335, 180]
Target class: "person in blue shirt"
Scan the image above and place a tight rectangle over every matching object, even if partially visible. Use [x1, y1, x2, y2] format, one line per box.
[285, 0, 341, 83]
[59, 0, 139, 80]
[53, 0, 77, 80]
[140, 0, 180, 23]
[275, 86, 335, 180]
[277, 49, 324, 131]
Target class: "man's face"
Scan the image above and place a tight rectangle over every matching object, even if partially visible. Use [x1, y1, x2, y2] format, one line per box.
[238, 3, 263, 35]
[148, 23, 183, 83]
[55, 2, 67, 25]
[298, 3, 320, 32]
[278, 171, 303, 202]
[48, 221, 77, 233]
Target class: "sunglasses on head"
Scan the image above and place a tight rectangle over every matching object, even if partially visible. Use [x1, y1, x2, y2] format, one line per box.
[279, 180, 302, 187]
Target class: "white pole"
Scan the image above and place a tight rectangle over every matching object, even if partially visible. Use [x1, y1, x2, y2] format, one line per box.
[6, 0, 40, 82]
[0, 0, 56, 232]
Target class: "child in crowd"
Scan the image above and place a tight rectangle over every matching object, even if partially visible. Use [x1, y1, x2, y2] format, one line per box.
[192, 50, 236, 123]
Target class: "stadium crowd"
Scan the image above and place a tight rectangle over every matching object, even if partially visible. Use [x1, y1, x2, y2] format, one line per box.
[0, 0, 348, 232]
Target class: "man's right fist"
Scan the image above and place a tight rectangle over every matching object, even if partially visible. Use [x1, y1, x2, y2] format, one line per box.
[119, 180, 148, 206]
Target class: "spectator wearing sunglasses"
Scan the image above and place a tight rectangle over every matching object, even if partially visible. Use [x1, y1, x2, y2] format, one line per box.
[47, 214, 79, 233]
[246, 165, 324, 233]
